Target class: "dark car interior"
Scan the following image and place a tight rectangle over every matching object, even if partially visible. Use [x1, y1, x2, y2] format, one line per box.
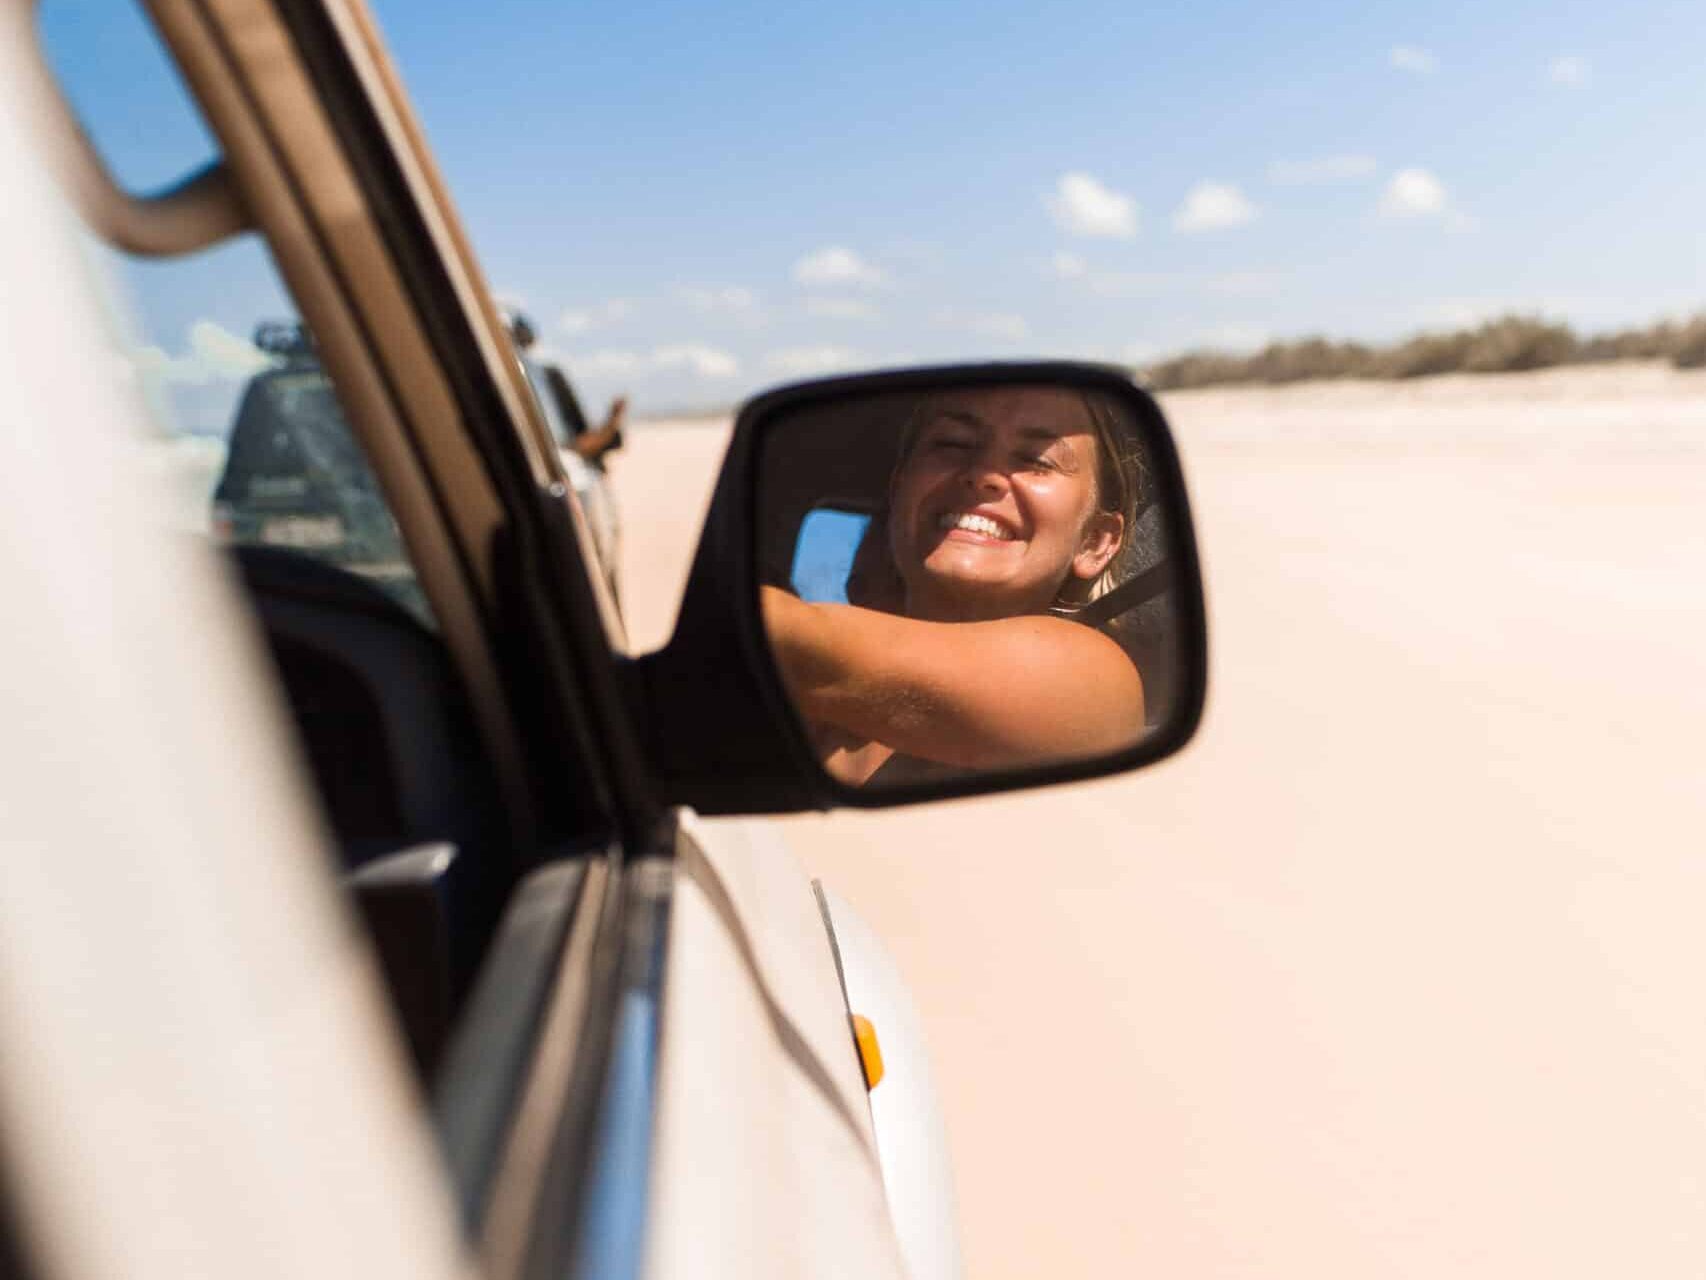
[231, 546, 510, 1077]
[205, 320, 575, 1083]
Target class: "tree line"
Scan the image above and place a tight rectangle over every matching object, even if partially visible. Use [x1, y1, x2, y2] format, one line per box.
[1138, 313, 1706, 391]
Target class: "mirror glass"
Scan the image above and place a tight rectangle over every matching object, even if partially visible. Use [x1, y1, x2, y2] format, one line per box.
[756, 376, 1192, 792]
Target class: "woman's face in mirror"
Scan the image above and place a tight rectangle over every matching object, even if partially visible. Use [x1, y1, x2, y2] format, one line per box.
[887, 386, 1123, 622]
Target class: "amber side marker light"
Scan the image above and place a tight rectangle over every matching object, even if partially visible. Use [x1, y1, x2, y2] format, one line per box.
[851, 1014, 884, 1090]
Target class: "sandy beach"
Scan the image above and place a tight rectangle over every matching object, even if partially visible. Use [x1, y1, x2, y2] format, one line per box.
[611, 362, 1706, 1278]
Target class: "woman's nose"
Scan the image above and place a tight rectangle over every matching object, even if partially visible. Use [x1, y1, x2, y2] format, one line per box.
[958, 450, 1010, 495]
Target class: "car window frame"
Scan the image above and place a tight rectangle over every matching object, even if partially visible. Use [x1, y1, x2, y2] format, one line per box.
[143, 0, 659, 838]
[115, 5, 681, 1269]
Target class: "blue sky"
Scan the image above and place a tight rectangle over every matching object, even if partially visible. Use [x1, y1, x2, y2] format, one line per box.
[39, 0, 1706, 421]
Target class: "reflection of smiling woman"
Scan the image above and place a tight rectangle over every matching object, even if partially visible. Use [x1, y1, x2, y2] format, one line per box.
[762, 385, 1144, 786]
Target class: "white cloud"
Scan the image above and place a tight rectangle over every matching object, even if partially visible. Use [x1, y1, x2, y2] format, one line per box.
[558, 298, 633, 335]
[189, 321, 276, 378]
[1390, 45, 1438, 74]
[1549, 56, 1590, 86]
[805, 296, 880, 321]
[1051, 250, 1088, 279]
[792, 246, 886, 288]
[132, 320, 275, 385]
[1173, 182, 1258, 233]
[653, 344, 739, 378]
[679, 285, 760, 313]
[764, 346, 865, 376]
[1380, 167, 1449, 218]
[570, 343, 738, 380]
[1046, 172, 1139, 239]
[1268, 154, 1377, 185]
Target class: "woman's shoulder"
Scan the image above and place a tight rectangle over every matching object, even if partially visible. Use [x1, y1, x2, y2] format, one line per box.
[982, 609, 1138, 668]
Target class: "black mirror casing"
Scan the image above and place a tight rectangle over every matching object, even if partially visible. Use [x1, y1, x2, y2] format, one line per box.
[626, 362, 1209, 816]
[623, 396, 823, 814]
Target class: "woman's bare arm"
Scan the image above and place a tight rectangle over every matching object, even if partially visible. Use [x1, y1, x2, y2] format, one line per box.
[761, 586, 1143, 769]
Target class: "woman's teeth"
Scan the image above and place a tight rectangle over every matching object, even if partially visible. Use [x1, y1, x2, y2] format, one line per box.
[938, 512, 1013, 540]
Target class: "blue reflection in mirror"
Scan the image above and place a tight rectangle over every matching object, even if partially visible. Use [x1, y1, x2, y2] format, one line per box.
[790, 507, 871, 605]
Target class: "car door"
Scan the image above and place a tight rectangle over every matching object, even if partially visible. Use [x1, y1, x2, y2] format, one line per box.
[3, 2, 906, 1278]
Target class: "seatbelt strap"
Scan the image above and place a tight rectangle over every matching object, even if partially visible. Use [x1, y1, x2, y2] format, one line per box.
[1051, 560, 1174, 628]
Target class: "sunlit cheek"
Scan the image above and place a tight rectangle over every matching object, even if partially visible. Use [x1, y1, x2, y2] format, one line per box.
[1022, 481, 1081, 546]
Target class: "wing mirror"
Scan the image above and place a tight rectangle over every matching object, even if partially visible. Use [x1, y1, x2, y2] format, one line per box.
[626, 363, 1207, 813]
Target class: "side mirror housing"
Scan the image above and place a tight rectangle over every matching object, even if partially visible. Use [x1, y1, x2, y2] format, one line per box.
[626, 362, 1208, 814]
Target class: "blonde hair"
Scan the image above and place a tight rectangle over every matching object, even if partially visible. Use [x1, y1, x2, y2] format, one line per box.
[1059, 389, 1144, 606]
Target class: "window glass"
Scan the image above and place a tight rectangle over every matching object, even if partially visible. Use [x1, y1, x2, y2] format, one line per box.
[791, 507, 871, 605]
[39, 4, 433, 625]
[37, 0, 217, 193]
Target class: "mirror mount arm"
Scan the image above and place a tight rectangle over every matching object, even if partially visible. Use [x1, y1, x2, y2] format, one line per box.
[9, 2, 252, 257]
[624, 413, 829, 815]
